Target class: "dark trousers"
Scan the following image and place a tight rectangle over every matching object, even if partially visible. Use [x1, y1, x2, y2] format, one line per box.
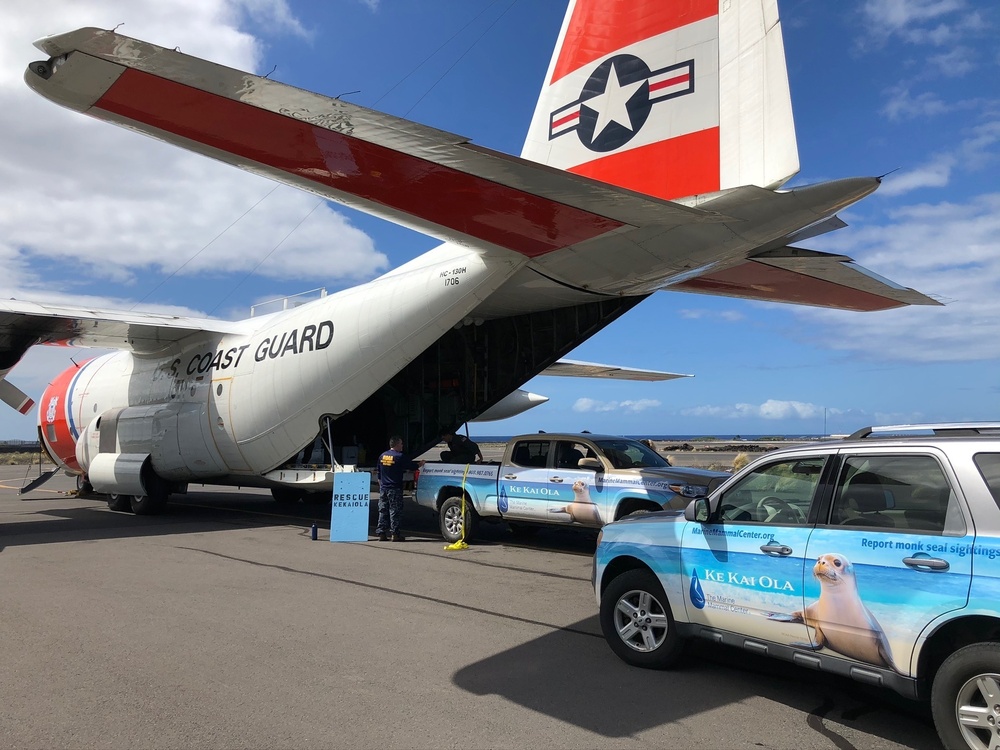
[376, 487, 403, 535]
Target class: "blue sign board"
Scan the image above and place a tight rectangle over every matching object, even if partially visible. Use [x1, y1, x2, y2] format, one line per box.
[329, 471, 371, 542]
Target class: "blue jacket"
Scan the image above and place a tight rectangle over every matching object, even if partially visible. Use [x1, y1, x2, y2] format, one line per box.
[378, 449, 419, 490]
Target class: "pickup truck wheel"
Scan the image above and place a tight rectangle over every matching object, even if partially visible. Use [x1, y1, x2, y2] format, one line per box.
[440, 496, 478, 543]
[600, 568, 682, 669]
[931, 642, 1000, 750]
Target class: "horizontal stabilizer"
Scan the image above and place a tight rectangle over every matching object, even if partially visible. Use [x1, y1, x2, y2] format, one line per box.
[670, 246, 940, 311]
[541, 359, 691, 381]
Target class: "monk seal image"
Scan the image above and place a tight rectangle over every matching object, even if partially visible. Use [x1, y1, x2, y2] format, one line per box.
[786, 553, 898, 671]
[549, 479, 601, 525]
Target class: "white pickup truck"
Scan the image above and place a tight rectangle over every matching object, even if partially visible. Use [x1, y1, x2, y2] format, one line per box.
[415, 432, 728, 542]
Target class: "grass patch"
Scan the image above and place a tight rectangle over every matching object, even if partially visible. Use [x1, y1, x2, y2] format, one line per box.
[2, 452, 45, 465]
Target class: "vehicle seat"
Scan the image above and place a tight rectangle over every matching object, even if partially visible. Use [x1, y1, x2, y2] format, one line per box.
[838, 472, 894, 528]
[904, 485, 949, 532]
[512, 445, 531, 466]
[557, 447, 583, 469]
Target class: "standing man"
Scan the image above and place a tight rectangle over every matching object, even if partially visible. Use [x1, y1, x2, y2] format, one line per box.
[440, 430, 483, 464]
[376, 436, 422, 542]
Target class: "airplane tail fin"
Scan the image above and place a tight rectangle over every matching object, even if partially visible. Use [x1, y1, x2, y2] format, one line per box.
[520, 0, 798, 201]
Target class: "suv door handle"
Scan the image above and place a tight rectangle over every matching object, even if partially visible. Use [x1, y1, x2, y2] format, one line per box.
[760, 544, 793, 556]
[502, 474, 517, 480]
[549, 477, 564, 483]
[903, 556, 950, 572]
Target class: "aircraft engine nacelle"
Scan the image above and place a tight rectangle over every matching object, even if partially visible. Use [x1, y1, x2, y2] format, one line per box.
[75, 403, 228, 495]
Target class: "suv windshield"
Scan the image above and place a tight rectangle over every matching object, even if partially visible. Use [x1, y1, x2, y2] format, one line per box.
[594, 439, 670, 469]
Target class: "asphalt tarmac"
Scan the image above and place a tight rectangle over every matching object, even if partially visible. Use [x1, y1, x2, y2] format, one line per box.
[0, 466, 939, 749]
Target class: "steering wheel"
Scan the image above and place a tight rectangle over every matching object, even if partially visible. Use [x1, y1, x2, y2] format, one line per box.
[755, 495, 802, 523]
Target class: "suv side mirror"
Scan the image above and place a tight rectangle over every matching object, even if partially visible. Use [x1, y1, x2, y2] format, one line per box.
[684, 497, 712, 523]
[578, 457, 602, 471]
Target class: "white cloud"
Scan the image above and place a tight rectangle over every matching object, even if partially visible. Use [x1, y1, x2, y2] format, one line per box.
[679, 308, 745, 322]
[863, 0, 966, 30]
[876, 118, 999, 195]
[0, 2, 387, 297]
[862, 0, 973, 45]
[798, 192, 1000, 362]
[681, 400, 834, 421]
[928, 46, 977, 76]
[236, 0, 313, 39]
[573, 398, 661, 414]
[881, 86, 949, 120]
[878, 155, 955, 195]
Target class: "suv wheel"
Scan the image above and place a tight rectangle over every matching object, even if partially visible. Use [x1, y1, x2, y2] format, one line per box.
[932, 641, 1000, 750]
[600, 568, 683, 669]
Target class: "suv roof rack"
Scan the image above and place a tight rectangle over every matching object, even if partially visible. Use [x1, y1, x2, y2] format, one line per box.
[847, 422, 1000, 440]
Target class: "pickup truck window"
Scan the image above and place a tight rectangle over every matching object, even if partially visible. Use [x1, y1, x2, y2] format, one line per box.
[554, 441, 587, 468]
[510, 440, 550, 468]
[594, 439, 670, 470]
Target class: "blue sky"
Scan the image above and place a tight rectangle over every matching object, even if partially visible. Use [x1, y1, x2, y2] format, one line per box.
[1, 0, 998, 441]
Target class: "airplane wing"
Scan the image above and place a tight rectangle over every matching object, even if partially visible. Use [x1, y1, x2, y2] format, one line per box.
[0, 298, 246, 358]
[540, 359, 690, 381]
[25, 27, 938, 312]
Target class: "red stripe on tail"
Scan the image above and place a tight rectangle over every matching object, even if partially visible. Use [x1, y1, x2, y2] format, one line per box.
[568, 128, 720, 201]
[552, 0, 718, 83]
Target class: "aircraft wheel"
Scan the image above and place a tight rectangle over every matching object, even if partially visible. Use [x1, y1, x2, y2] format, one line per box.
[130, 494, 166, 515]
[301, 492, 330, 505]
[76, 475, 94, 495]
[107, 493, 132, 512]
[271, 487, 303, 505]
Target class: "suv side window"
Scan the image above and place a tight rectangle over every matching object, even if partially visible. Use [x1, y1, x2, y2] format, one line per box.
[829, 454, 965, 535]
[973, 453, 1000, 508]
[718, 456, 825, 525]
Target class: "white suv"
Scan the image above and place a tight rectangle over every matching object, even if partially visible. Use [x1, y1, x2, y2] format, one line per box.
[593, 423, 1000, 750]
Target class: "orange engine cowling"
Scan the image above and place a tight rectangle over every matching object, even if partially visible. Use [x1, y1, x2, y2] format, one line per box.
[37, 360, 93, 473]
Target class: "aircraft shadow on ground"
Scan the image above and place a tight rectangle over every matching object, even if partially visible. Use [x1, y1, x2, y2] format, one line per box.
[0, 492, 319, 551]
[452, 616, 937, 746]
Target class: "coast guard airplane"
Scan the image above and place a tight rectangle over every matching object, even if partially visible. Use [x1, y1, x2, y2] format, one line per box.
[8, 0, 936, 512]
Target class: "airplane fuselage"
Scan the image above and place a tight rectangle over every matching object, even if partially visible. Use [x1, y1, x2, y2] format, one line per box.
[39, 247, 522, 493]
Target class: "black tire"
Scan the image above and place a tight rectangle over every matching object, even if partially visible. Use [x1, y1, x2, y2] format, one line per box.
[439, 495, 478, 543]
[301, 492, 331, 505]
[271, 487, 304, 505]
[76, 475, 94, 495]
[599, 568, 683, 669]
[623, 508, 653, 519]
[107, 493, 132, 512]
[131, 474, 169, 515]
[931, 641, 1000, 750]
[131, 490, 170, 515]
